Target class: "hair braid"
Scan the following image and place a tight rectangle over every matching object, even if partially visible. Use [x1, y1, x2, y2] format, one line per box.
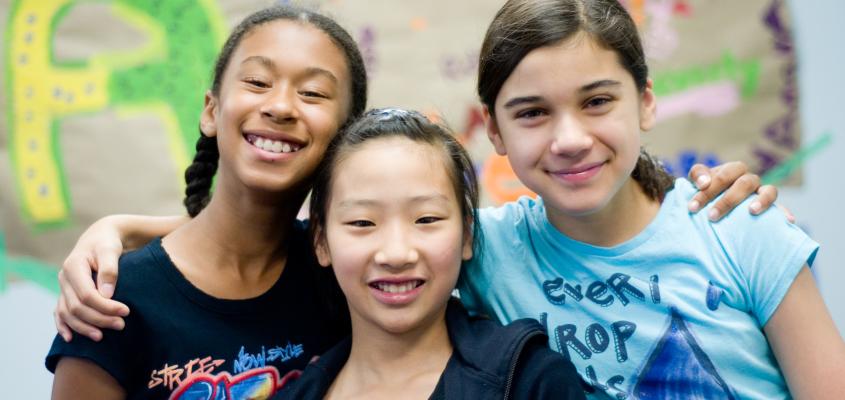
[183, 132, 219, 217]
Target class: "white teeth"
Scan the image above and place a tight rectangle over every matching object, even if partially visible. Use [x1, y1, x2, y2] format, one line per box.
[250, 136, 299, 154]
[376, 281, 419, 293]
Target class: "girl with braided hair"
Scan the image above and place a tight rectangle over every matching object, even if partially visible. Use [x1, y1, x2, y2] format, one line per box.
[46, 5, 366, 399]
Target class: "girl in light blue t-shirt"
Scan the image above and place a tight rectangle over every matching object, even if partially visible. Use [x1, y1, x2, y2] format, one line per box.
[458, 0, 844, 398]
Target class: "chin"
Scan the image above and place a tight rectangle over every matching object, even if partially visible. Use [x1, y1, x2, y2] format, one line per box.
[547, 193, 612, 217]
[377, 316, 421, 335]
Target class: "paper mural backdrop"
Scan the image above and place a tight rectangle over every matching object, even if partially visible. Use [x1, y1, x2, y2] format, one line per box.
[1, 0, 802, 292]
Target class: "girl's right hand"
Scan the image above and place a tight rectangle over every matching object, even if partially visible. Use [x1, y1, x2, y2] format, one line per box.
[54, 214, 187, 342]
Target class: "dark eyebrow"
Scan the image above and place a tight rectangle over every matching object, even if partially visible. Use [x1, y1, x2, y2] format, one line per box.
[580, 79, 621, 92]
[503, 96, 542, 109]
[240, 56, 338, 84]
[303, 67, 338, 85]
[502, 80, 622, 109]
[241, 55, 275, 69]
[336, 194, 449, 209]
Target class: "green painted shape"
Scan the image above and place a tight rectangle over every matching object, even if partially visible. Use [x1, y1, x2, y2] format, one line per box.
[108, 0, 222, 160]
[653, 51, 761, 98]
[0, 233, 60, 294]
[762, 132, 834, 185]
[5, 0, 224, 228]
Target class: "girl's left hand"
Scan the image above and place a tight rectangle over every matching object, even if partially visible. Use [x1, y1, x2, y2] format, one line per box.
[685, 162, 793, 222]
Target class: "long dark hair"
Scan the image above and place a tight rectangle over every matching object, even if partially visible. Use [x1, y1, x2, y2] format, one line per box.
[183, 5, 368, 217]
[478, 0, 673, 200]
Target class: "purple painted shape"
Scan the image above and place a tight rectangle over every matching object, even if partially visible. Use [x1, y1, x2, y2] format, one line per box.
[656, 81, 741, 123]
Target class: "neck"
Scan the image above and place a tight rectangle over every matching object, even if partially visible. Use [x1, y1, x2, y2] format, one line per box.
[546, 178, 661, 247]
[163, 171, 307, 294]
[330, 309, 452, 398]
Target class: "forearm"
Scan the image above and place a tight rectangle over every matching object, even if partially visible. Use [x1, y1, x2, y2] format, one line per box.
[108, 214, 189, 251]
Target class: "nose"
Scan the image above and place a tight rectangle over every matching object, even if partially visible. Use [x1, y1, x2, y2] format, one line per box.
[260, 85, 298, 123]
[373, 224, 419, 270]
[549, 113, 593, 157]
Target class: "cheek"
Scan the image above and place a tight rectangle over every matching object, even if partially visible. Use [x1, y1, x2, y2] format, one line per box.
[323, 231, 369, 283]
[302, 105, 343, 145]
[425, 229, 465, 284]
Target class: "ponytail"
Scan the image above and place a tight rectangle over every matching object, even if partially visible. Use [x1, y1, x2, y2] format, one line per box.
[631, 148, 675, 201]
[183, 131, 219, 217]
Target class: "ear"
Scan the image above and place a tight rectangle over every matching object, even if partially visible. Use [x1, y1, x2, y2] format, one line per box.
[200, 90, 219, 138]
[314, 230, 332, 268]
[483, 106, 508, 156]
[461, 219, 474, 261]
[639, 79, 657, 132]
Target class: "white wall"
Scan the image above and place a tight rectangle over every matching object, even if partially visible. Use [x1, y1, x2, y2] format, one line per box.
[784, 0, 845, 334]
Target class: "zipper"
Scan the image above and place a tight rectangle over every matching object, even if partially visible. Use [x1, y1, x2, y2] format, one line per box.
[502, 329, 544, 399]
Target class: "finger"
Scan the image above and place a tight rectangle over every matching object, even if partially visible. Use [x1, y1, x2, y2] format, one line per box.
[749, 185, 778, 215]
[60, 269, 125, 332]
[94, 243, 122, 299]
[54, 295, 73, 342]
[707, 174, 761, 221]
[63, 255, 129, 317]
[687, 163, 715, 192]
[778, 204, 796, 223]
[57, 279, 104, 342]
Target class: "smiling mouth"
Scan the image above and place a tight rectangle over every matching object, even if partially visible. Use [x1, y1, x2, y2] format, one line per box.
[244, 134, 301, 154]
[369, 280, 425, 294]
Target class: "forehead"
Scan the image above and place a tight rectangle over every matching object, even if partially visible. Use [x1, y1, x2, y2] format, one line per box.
[499, 35, 633, 96]
[230, 19, 349, 76]
[332, 137, 456, 200]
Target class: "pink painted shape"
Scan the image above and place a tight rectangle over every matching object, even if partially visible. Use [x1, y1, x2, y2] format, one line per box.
[656, 81, 741, 123]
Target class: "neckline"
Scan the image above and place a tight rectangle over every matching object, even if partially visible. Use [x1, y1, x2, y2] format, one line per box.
[538, 180, 681, 257]
[147, 236, 298, 315]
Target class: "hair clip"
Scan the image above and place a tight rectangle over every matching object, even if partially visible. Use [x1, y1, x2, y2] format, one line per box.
[369, 107, 419, 122]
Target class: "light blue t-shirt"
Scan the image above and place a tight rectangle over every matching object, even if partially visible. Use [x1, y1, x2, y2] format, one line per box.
[458, 178, 818, 399]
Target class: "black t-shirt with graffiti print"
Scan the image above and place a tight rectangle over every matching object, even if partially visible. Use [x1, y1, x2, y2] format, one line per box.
[46, 221, 349, 399]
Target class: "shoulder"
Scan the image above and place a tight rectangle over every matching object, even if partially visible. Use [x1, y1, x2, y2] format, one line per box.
[445, 299, 543, 369]
[110, 238, 172, 301]
[478, 196, 541, 228]
[511, 337, 587, 400]
[274, 337, 350, 399]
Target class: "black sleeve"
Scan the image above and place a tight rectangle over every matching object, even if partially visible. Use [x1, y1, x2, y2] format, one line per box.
[45, 293, 140, 390]
[45, 323, 137, 389]
[511, 340, 587, 400]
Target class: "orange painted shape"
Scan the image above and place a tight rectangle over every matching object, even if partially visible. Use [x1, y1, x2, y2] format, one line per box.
[481, 154, 535, 204]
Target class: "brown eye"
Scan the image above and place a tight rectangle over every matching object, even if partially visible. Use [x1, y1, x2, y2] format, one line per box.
[244, 78, 270, 88]
[415, 216, 442, 224]
[347, 220, 375, 227]
[515, 108, 547, 119]
[584, 97, 611, 108]
[300, 90, 328, 98]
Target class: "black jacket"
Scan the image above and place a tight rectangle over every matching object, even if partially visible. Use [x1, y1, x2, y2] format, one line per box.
[277, 298, 586, 399]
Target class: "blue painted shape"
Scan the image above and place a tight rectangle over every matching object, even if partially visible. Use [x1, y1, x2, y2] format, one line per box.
[706, 282, 724, 311]
[632, 308, 735, 399]
[228, 373, 274, 399]
[176, 380, 213, 400]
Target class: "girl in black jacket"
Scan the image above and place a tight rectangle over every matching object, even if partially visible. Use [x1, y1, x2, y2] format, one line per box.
[278, 108, 585, 399]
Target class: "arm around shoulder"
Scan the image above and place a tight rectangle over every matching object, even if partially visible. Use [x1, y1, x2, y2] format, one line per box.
[52, 357, 125, 400]
[764, 265, 845, 399]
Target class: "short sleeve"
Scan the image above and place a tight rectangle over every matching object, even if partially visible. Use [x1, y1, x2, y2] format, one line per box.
[45, 310, 140, 389]
[708, 201, 819, 326]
